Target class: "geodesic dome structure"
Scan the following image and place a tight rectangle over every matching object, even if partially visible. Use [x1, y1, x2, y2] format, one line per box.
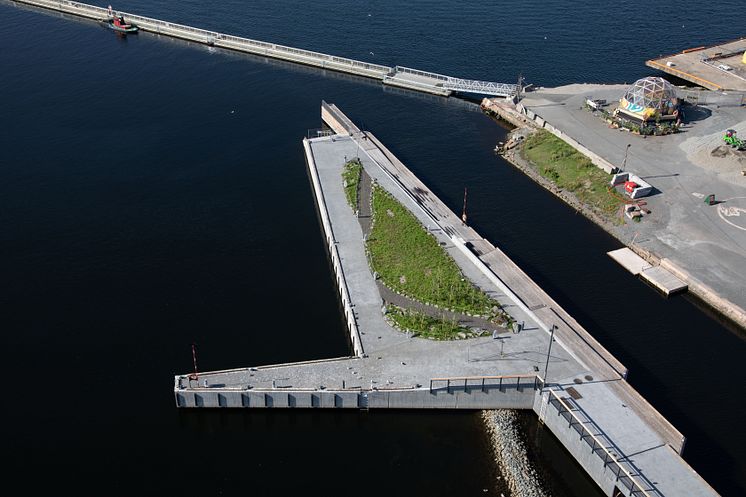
[618, 77, 679, 121]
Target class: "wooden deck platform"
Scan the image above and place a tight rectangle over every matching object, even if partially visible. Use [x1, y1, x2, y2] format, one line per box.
[640, 266, 688, 296]
[608, 247, 653, 275]
[646, 38, 746, 91]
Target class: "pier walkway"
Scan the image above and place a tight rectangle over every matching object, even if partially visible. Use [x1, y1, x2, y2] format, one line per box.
[12, 0, 517, 98]
[173, 102, 717, 497]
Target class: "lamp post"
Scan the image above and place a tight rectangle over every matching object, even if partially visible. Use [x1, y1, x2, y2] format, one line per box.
[542, 325, 557, 386]
[621, 143, 631, 171]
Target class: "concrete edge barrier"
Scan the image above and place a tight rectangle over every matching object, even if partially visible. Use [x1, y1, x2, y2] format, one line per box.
[174, 355, 359, 380]
[515, 103, 617, 174]
[303, 139, 365, 357]
[627, 244, 746, 330]
[174, 384, 539, 409]
[659, 258, 746, 330]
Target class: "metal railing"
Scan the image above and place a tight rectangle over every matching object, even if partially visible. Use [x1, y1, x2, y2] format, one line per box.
[429, 374, 542, 393]
[546, 390, 660, 497]
[15, 0, 521, 98]
[392, 66, 450, 82]
[15, 0, 392, 78]
[444, 77, 518, 97]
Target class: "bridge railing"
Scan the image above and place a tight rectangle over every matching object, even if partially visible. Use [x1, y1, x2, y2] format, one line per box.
[21, 0, 392, 77]
[392, 66, 450, 82]
[429, 374, 542, 393]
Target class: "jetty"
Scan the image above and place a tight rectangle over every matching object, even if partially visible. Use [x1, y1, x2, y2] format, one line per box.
[11, 0, 518, 98]
[172, 102, 717, 497]
[646, 37, 746, 92]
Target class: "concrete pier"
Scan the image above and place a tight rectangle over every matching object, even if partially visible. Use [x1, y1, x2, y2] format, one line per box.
[646, 38, 746, 92]
[173, 102, 718, 497]
[10, 0, 517, 99]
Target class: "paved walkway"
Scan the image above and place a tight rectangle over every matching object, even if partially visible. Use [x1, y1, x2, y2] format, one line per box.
[520, 84, 746, 328]
[355, 167, 509, 335]
[176, 119, 718, 496]
[376, 282, 509, 335]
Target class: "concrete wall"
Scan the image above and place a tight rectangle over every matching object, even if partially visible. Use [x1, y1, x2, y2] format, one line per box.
[382, 75, 452, 96]
[515, 103, 617, 174]
[303, 139, 365, 357]
[321, 101, 361, 135]
[175, 385, 537, 410]
[176, 389, 360, 409]
[541, 122, 617, 174]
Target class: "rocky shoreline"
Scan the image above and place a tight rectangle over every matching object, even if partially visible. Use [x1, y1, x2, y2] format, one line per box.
[501, 141, 624, 238]
[481, 410, 549, 497]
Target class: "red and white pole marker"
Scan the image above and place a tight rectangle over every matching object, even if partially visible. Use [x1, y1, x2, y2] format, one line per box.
[189, 342, 199, 381]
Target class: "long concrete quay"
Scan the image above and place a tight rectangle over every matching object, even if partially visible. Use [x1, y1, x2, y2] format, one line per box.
[173, 102, 717, 497]
[10, 0, 516, 98]
[512, 84, 746, 330]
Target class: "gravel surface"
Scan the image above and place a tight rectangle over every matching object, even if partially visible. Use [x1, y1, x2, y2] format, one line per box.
[680, 121, 746, 186]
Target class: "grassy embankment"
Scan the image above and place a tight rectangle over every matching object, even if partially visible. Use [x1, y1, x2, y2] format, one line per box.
[367, 185, 504, 339]
[342, 159, 362, 210]
[521, 130, 625, 221]
[385, 306, 463, 340]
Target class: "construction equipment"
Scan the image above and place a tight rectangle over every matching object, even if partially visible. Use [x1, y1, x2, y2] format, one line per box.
[723, 129, 746, 150]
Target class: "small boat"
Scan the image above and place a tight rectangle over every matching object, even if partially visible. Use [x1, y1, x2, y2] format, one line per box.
[106, 15, 139, 33]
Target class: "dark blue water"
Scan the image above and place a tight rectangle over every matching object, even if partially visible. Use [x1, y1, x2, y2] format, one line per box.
[2, 1, 745, 495]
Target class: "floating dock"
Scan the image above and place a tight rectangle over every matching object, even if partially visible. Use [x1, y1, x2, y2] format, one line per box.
[608, 248, 688, 296]
[11, 0, 517, 99]
[640, 266, 688, 296]
[646, 38, 746, 91]
[607, 248, 653, 275]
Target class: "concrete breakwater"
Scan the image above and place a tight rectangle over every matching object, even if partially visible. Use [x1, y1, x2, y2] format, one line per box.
[482, 410, 548, 497]
[11, 0, 514, 98]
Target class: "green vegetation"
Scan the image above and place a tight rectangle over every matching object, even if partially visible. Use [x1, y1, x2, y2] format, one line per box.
[342, 159, 362, 210]
[521, 131, 624, 218]
[367, 186, 497, 315]
[385, 306, 466, 340]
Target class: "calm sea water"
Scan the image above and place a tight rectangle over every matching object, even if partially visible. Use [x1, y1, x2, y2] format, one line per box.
[2, 1, 745, 495]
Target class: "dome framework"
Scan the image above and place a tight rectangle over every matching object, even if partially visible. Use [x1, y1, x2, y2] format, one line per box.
[617, 77, 679, 121]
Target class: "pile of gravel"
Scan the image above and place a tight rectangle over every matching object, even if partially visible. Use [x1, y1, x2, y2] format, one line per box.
[680, 123, 746, 185]
[482, 410, 549, 497]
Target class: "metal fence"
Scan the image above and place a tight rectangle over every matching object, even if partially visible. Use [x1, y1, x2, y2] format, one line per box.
[546, 390, 661, 497]
[677, 88, 745, 107]
[429, 374, 542, 393]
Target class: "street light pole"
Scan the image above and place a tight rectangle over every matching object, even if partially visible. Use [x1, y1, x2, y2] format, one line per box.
[542, 325, 557, 386]
[621, 143, 631, 171]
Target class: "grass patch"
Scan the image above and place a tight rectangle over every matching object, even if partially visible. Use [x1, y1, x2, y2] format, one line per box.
[521, 130, 624, 218]
[367, 186, 497, 315]
[342, 159, 362, 210]
[385, 306, 467, 340]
